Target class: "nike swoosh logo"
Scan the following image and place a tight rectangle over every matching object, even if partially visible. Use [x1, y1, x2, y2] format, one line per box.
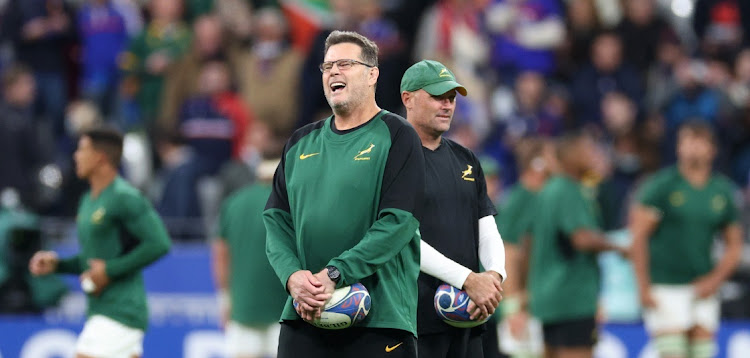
[299, 153, 320, 160]
[385, 342, 403, 352]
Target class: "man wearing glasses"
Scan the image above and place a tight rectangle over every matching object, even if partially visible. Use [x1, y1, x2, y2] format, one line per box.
[265, 30, 425, 357]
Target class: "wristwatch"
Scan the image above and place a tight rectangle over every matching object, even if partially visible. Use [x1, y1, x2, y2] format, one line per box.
[326, 265, 341, 284]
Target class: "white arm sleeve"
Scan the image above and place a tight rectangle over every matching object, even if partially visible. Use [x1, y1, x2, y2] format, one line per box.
[479, 215, 507, 282]
[420, 240, 473, 289]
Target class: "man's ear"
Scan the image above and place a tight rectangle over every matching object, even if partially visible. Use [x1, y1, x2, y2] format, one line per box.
[368, 66, 379, 87]
[401, 91, 412, 109]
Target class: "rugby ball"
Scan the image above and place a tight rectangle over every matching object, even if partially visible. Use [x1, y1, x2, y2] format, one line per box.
[434, 283, 490, 328]
[294, 283, 371, 329]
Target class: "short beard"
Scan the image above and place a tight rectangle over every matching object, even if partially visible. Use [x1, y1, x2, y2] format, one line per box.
[330, 99, 352, 117]
[329, 93, 363, 117]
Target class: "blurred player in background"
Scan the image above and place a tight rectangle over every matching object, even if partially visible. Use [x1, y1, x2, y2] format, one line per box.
[29, 126, 171, 358]
[528, 131, 627, 358]
[264, 30, 424, 357]
[495, 138, 556, 358]
[212, 127, 286, 358]
[400, 60, 506, 358]
[630, 121, 743, 358]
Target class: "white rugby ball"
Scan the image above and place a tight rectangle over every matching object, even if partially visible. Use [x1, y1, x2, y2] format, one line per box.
[295, 283, 371, 329]
[434, 283, 490, 328]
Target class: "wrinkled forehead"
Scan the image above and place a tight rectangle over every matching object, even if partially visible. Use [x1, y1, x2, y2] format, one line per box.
[324, 42, 364, 62]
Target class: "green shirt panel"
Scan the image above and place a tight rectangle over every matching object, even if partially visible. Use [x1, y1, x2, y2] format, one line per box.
[528, 176, 600, 323]
[496, 184, 537, 245]
[218, 183, 287, 326]
[265, 112, 424, 335]
[637, 166, 739, 284]
[66, 177, 170, 330]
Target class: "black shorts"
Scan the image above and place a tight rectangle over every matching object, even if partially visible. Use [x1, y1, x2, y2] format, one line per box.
[418, 327, 484, 358]
[278, 319, 417, 358]
[542, 317, 598, 348]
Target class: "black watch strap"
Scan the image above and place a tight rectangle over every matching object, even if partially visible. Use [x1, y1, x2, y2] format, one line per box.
[326, 265, 341, 284]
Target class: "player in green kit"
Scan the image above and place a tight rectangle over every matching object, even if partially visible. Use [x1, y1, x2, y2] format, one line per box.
[212, 132, 287, 358]
[264, 31, 424, 357]
[495, 138, 555, 358]
[630, 121, 743, 358]
[528, 132, 627, 358]
[29, 126, 171, 358]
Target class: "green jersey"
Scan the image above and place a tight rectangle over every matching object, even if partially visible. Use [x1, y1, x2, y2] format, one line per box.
[528, 176, 600, 323]
[264, 110, 425, 335]
[119, 22, 191, 123]
[56, 177, 171, 330]
[636, 166, 739, 284]
[496, 184, 537, 245]
[218, 183, 286, 326]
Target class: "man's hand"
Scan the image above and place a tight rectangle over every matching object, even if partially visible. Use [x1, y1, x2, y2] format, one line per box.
[464, 271, 503, 321]
[81, 259, 110, 296]
[287, 270, 330, 321]
[313, 268, 336, 296]
[693, 274, 722, 299]
[507, 310, 529, 339]
[29, 251, 58, 276]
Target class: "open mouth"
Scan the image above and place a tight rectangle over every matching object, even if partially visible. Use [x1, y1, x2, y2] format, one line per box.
[330, 82, 346, 93]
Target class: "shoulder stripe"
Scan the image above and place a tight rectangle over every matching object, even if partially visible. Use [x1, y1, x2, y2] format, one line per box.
[287, 118, 327, 150]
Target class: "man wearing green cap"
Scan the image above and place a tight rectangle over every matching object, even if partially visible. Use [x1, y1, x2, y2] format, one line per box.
[401, 60, 506, 358]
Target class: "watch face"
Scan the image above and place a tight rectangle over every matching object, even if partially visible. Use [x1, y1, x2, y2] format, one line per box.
[327, 266, 340, 281]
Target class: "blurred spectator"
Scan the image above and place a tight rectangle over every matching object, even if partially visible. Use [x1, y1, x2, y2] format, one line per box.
[296, 0, 356, 127]
[660, 59, 734, 165]
[237, 7, 302, 138]
[1, 0, 75, 137]
[494, 71, 563, 140]
[485, 71, 562, 185]
[214, 0, 255, 43]
[112, 0, 143, 37]
[119, 0, 191, 130]
[0, 64, 46, 209]
[160, 14, 237, 130]
[570, 31, 642, 127]
[158, 59, 250, 221]
[415, 0, 489, 74]
[597, 92, 653, 229]
[645, 31, 685, 115]
[728, 48, 750, 108]
[693, 0, 750, 64]
[485, 0, 565, 80]
[77, 0, 129, 119]
[615, 0, 677, 75]
[355, 0, 407, 113]
[558, 0, 603, 79]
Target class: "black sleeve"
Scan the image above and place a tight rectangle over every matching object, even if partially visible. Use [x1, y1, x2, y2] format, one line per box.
[472, 152, 497, 218]
[265, 141, 291, 212]
[378, 116, 425, 221]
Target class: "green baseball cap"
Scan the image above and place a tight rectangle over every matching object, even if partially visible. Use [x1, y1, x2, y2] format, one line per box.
[400, 60, 467, 96]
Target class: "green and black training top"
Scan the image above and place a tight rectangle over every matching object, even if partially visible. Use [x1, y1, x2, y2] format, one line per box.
[264, 110, 425, 336]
